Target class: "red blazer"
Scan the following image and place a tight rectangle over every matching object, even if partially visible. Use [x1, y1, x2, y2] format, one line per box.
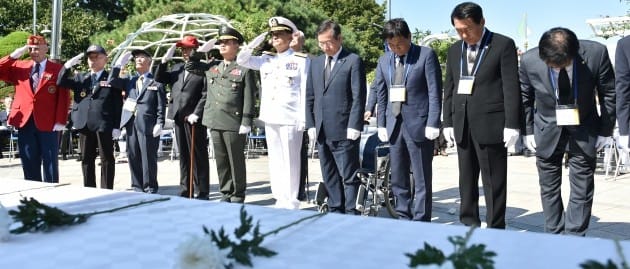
[0, 56, 69, 131]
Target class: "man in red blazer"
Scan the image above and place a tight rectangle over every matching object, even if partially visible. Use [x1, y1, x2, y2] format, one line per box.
[0, 35, 69, 183]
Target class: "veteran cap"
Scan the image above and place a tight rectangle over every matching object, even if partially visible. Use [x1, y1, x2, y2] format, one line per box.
[218, 25, 244, 44]
[176, 35, 199, 48]
[268, 16, 297, 33]
[26, 35, 48, 47]
[131, 49, 151, 58]
[86, 44, 107, 56]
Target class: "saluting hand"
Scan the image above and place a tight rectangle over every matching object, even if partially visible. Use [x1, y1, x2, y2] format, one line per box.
[162, 44, 176, 64]
[247, 32, 268, 50]
[10, 46, 28, 59]
[114, 51, 132, 68]
[196, 39, 216, 53]
[64, 53, 84, 69]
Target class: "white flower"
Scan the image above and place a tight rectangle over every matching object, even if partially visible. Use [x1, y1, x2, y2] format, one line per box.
[174, 235, 226, 269]
[0, 202, 10, 242]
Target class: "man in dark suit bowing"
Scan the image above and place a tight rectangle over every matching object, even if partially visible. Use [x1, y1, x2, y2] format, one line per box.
[374, 18, 442, 221]
[155, 36, 211, 199]
[305, 20, 366, 214]
[119, 49, 166, 194]
[520, 27, 615, 236]
[58, 45, 126, 189]
[442, 2, 521, 229]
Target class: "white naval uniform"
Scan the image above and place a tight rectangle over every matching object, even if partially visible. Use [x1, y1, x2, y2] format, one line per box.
[237, 48, 308, 209]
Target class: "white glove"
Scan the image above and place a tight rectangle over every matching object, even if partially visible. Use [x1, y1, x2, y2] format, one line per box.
[595, 136, 612, 151]
[64, 53, 85, 69]
[307, 128, 316, 141]
[52, 123, 65, 131]
[619, 135, 630, 153]
[114, 51, 132, 68]
[196, 39, 217, 53]
[186, 114, 199, 124]
[378, 127, 388, 142]
[425, 126, 440, 140]
[238, 125, 251, 134]
[524, 134, 536, 152]
[503, 128, 520, 148]
[10, 45, 28, 59]
[443, 127, 455, 147]
[152, 124, 162, 138]
[347, 128, 361, 141]
[112, 129, 121, 139]
[120, 128, 127, 138]
[162, 44, 176, 64]
[247, 32, 268, 50]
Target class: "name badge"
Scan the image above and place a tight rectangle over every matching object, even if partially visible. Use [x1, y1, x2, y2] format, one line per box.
[556, 105, 580, 126]
[390, 85, 406, 102]
[123, 98, 137, 112]
[147, 86, 158, 91]
[458, 76, 475, 95]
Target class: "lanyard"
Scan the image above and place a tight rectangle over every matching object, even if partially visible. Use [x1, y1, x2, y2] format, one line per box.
[548, 60, 578, 105]
[388, 45, 414, 85]
[459, 31, 492, 76]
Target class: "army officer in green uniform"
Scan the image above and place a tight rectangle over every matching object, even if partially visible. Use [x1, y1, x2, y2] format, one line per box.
[203, 25, 257, 203]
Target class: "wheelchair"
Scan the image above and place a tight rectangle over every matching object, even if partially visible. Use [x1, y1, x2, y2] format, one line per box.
[314, 127, 398, 218]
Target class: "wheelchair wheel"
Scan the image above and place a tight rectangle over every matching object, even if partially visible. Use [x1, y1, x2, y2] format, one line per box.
[318, 203, 329, 213]
[383, 159, 415, 219]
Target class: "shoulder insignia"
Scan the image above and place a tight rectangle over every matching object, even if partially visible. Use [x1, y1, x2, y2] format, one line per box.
[262, 51, 277, 56]
[293, 52, 308, 58]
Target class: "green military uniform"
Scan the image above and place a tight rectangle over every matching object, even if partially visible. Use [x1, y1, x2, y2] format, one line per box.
[202, 26, 257, 203]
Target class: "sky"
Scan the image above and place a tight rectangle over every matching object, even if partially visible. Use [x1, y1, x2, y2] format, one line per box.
[380, 0, 628, 50]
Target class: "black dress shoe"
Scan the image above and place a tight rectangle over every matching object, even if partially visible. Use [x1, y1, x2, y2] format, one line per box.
[132, 187, 144, 192]
[145, 187, 158, 194]
[62, 154, 68, 160]
[195, 193, 209, 200]
[230, 196, 245, 203]
[297, 192, 307, 201]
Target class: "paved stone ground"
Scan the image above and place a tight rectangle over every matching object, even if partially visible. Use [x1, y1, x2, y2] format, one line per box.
[1, 146, 629, 240]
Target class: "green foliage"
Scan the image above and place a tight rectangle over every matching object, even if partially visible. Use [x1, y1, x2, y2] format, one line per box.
[0, 32, 31, 59]
[406, 226, 497, 269]
[580, 240, 629, 269]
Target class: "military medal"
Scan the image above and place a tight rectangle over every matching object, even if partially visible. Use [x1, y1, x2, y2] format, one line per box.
[80, 91, 86, 97]
[47, 86, 56, 94]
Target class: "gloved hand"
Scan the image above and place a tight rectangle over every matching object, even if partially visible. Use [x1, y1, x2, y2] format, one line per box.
[503, 128, 520, 148]
[184, 60, 209, 76]
[524, 135, 536, 152]
[186, 114, 199, 124]
[425, 126, 440, 140]
[10, 45, 28, 59]
[619, 135, 630, 153]
[238, 125, 251, 134]
[377, 127, 388, 142]
[595, 136, 612, 151]
[247, 32, 268, 50]
[347, 128, 361, 140]
[52, 123, 65, 132]
[307, 128, 316, 142]
[152, 124, 162, 138]
[64, 53, 85, 69]
[443, 127, 455, 147]
[196, 39, 217, 53]
[120, 128, 127, 138]
[112, 129, 121, 139]
[114, 51, 132, 68]
[162, 44, 176, 64]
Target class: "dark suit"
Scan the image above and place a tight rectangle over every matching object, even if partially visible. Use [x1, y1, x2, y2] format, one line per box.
[306, 48, 366, 214]
[202, 60, 256, 202]
[375, 44, 442, 220]
[520, 40, 615, 235]
[120, 73, 166, 192]
[58, 68, 123, 189]
[443, 30, 521, 228]
[155, 62, 209, 197]
[616, 36, 630, 138]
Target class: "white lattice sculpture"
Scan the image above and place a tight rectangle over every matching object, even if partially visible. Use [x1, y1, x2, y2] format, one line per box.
[110, 13, 232, 68]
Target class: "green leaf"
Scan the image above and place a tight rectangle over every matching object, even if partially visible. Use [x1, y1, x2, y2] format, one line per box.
[580, 260, 620, 269]
[406, 242, 447, 267]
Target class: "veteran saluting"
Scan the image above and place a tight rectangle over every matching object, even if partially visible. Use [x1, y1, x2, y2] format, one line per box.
[203, 26, 257, 203]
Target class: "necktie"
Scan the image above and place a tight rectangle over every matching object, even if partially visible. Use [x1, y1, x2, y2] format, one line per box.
[558, 68, 572, 105]
[31, 63, 40, 92]
[392, 55, 405, 117]
[91, 73, 98, 87]
[324, 56, 332, 85]
[468, 44, 478, 63]
[136, 76, 144, 95]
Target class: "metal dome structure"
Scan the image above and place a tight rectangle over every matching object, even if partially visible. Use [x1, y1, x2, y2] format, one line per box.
[110, 13, 233, 68]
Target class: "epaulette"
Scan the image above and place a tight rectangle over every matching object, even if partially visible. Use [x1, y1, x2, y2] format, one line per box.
[262, 51, 277, 56]
[293, 52, 308, 58]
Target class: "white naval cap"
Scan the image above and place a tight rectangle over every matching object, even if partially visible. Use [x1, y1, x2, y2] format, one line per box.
[268, 16, 297, 33]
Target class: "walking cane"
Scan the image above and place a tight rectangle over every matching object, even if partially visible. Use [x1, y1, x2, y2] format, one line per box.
[189, 123, 196, 199]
